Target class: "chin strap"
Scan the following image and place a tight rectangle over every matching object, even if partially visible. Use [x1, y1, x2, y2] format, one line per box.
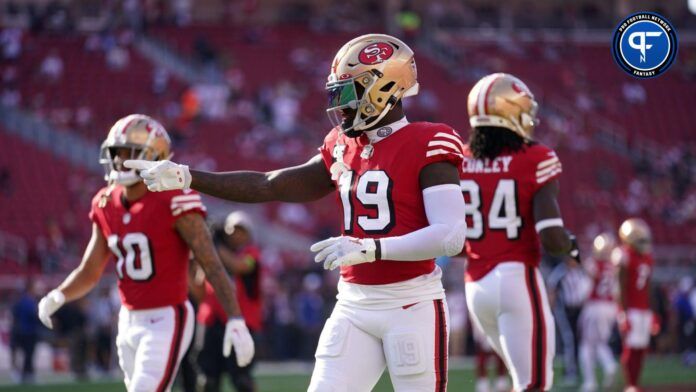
[343, 101, 395, 138]
[354, 101, 394, 132]
[344, 91, 400, 136]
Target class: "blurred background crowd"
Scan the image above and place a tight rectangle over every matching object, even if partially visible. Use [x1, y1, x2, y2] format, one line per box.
[0, 0, 695, 385]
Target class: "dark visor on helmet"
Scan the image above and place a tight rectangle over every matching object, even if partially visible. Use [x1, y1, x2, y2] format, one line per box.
[327, 80, 357, 110]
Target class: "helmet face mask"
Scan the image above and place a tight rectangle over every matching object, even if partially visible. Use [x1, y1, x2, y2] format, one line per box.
[632, 238, 652, 254]
[519, 100, 540, 138]
[326, 71, 382, 137]
[100, 145, 148, 186]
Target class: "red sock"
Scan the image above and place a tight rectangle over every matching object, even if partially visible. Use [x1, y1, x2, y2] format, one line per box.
[495, 353, 507, 376]
[477, 351, 489, 378]
[631, 349, 646, 386]
[621, 347, 646, 387]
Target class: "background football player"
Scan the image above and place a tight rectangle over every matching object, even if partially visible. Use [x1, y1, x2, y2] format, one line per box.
[37, 115, 255, 392]
[460, 73, 578, 391]
[579, 232, 619, 392]
[126, 34, 469, 391]
[194, 211, 263, 392]
[547, 253, 592, 386]
[613, 218, 656, 392]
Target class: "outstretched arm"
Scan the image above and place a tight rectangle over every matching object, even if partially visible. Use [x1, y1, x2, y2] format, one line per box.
[126, 155, 335, 203]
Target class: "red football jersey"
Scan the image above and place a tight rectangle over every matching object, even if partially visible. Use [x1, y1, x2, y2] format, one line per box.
[197, 245, 263, 331]
[461, 143, 562, 281]
[586, 258, 617, 302]
[89, 185, 206, 309]
[318, 122, 465, 285]
[614, 245, 653, 310]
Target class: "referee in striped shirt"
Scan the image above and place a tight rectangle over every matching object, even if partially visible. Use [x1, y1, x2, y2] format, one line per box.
[548, 256, 592, 386]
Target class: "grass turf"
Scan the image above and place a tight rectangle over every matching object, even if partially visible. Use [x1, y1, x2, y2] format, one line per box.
[0, 356, 693, 391]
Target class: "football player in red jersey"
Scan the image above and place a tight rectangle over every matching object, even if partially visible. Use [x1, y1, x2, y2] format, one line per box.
[579, 233, 619, 392]
[195, 211, 263, 392]
[461, 73, 577, 391]
[126, 34, 468, 391]
[612, 218, 655, 392]
[37, 115, 254, 392]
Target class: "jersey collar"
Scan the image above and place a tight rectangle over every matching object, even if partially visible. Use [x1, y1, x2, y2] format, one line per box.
[363, 117, 410, 144]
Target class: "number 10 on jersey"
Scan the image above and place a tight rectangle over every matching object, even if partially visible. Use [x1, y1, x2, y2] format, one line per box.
[108, 233, 154, 281]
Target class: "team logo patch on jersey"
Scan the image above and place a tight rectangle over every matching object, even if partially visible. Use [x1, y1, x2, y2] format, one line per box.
[123, 213, 131, 224]
[376, 126, 393, 138]
[358, 42, 394, 65]
[611, 12, 678, 78]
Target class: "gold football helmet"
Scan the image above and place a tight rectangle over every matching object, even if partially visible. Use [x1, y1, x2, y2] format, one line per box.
[592, 232, 617, 260]
[99, 114, 172, 186]
[618, 218, 652, 254]
[326, 34, 418, 136]
[467, 73, 539, 139]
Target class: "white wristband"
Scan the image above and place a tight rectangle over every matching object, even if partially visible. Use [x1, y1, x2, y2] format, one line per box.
[49, 289, 66, 306]
[535, 218, 564, 233]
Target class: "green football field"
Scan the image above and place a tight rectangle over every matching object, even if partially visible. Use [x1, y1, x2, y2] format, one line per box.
[0, 356, 694, 391]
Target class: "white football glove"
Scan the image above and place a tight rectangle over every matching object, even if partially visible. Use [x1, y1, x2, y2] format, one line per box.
[123, 159, 191, 192]
[223, 317, 255, 367]
[38, 290, 65, 329]
[310, 236, 377, 270]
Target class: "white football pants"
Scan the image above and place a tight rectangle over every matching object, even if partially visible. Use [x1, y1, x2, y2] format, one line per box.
[579, 301, 618, 389]
[308, 299, 449, 392]
[116, 301, 194, 392]
[466, 262, 556, 391]
[624, 308, 653, 349]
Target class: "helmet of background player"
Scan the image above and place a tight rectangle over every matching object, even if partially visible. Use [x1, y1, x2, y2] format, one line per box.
[326, 34, 419, 137]
[618, 218, 652, 254]
[467, 73, 539, 140]
[224, 211, 254, 249]
[592, 232, 617, 260]
[224, 211, 254, 238]
[99, 114, 172, 186]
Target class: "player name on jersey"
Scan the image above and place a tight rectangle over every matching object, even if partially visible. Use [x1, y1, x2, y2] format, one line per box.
[462, 156, 513, 174]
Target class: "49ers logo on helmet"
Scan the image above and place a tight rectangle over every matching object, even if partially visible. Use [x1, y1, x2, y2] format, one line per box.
[358, 43, 394, 65]
[511, 82, 530, 96]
